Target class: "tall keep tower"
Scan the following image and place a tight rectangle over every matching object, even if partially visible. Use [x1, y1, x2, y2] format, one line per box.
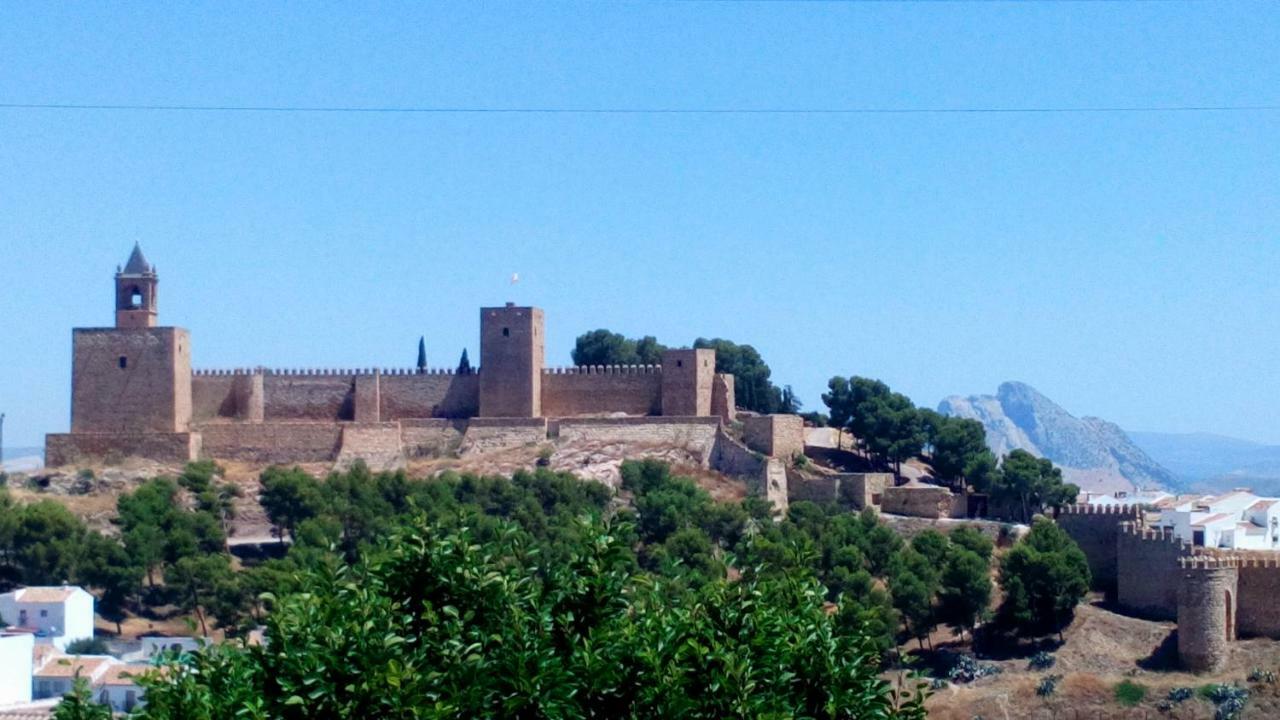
[479, 303, 544, 417]
[68, 246, 191, 435]
[115, 243, 158, 328]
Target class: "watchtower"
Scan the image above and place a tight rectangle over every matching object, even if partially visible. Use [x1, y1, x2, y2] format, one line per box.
[661, 348, 715, 416]
[479, 304, 544, 417]
[69, 246, 191, 434]
[115, 243, 158, 328]
[1177, 556, 1238, 672]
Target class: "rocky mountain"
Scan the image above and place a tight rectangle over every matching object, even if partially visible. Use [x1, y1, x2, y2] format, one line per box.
[1128, 431, 1280, 494]
[938, 382, 1176, 494]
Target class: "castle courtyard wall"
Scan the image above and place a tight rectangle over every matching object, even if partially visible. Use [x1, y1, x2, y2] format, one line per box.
[742, 415, 805, 459]
[540, 368, 662, 418]
[555, 417, 719, 460]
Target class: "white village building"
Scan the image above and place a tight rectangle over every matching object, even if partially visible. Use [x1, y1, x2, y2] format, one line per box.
[0, 631, 34, 706]
[1084, 490, 1173, 507]
[1153, 490, 1280, 550]
[0, 587, 94, 651]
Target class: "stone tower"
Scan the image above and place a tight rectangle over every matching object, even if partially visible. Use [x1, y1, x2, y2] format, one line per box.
[69, 246, 192, 435]
[115, 243, 158, 328]
[1177, 557, 1238, 672]
[661, 348, 715, 416]
[478, 303, 544, 417]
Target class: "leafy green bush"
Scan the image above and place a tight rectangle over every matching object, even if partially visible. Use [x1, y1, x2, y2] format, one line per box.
[135, 517, 929, 719]
[1166, 686, 1194, 703]
[1114, 679, 1146, 707]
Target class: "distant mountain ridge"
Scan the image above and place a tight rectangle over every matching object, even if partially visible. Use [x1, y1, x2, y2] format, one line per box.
[938, 382, 1176, 494]
[1127, 431, 1280, 494]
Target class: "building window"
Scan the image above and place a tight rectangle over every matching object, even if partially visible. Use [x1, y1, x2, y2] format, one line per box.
[40, 609, 48, 618]
[502, 328, 510, 337]
[130, 289, 143, 307]
[119, 356, 128, 369]
[676, 360, 683, 368]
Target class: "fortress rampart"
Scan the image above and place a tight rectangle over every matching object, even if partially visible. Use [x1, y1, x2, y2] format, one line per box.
[1059, 504, 1280, 671]
[45, 248, 770, 489]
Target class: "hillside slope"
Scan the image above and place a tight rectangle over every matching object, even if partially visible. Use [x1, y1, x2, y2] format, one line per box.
[939, 382, 1175, 494]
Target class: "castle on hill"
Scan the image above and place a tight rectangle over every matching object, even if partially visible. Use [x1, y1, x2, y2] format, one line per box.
[45, 245, 741, 467]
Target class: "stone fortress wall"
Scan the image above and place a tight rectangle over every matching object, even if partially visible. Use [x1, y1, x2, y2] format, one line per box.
[45, 247, 783, 504]
[1058, 504, 1280, 672]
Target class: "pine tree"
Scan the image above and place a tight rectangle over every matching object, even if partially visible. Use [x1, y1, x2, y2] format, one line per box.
[416, 337, 427, 374]
[457, 348, 472, 374]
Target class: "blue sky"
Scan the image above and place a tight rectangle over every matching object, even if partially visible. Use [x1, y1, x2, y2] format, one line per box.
[2, 2, 1278, 449]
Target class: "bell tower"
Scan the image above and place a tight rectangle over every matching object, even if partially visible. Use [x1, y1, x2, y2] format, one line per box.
[115, 243, 158, 328]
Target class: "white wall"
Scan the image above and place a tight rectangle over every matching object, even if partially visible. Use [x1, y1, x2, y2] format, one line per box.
[0, 633, 33, 705]
[0, 588, 95, 651]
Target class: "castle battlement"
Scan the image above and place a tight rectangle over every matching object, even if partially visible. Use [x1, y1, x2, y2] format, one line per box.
[47, 247, 737, 468]
[1179, 555, 1243, 570]
[1119, 521, 1189, 547]
[1060, 503, 1142, 517]
[543, 365, 662, 375]
[192, 367, 479, 377]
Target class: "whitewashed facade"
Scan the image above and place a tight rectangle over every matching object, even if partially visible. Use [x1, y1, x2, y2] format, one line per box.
[0, 631, 34, 706]
[0, 586, 95, 651]
[1153, 490, 1280, 550]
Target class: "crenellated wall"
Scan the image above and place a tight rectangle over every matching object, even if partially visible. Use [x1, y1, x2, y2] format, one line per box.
[1117, 522, 1194, 619]
[1056, 504, 1143, 596]
[380, 372, 478, 419]
[540, 366, 662, 417]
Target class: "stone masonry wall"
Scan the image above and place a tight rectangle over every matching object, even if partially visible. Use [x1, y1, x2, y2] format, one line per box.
[46, 432, 200, 467]
[263, 374, 355, 421]
[1117, 523, 1194, 620]
[199, 422, 343, 464]
[711, 373, 735, 423]
[742, 415, 805, 459]
[540, 368, 662, 417]
[1233, 557, 1280, 638]
[399, 419, 468, 459]
[71, 327, 190, 433]
[556, 417, 720, 462]
[881, 485, 956, 519]
[1057, 504, 1142, 597]
[460, 418, 548, 455]
[380, 372, 479, 420]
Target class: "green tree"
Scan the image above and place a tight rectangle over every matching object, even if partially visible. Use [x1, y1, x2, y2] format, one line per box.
[992, 450, 1079, 522]
[937, 546, 991, 641]
[456, 348, 472, 374]
[910, 529, 950, 568]
[948, 526, 995, 561]
[167, 554, 239, 636]
[134, 518, 927, 719]
[927, 416, 992, 488]
[258, 466, 325, 542]
[572, 329, 666, 367]
[52, 676, 112, 720]
[889, 548, 940, 649]
[416, 336, 427, 373]
[75, 532, 142, 634]
[10, 500, 87, 585]
[998, 517, 1091, 640]
[694, 337, 784, 413]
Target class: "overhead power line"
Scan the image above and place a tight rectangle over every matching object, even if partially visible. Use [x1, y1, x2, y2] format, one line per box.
[1, 102, 1277, 115]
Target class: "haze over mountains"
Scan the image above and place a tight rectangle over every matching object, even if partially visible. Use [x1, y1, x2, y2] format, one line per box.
[1126, 432, 1280, 495]
[938, 382, 1177, 494]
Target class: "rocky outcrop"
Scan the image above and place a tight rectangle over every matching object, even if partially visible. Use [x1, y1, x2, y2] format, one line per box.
[939, 381, 1175, 494]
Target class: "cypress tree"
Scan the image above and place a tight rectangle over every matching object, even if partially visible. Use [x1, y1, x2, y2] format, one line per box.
[457, 348, 472, 374]
[417, 337, 427, 373]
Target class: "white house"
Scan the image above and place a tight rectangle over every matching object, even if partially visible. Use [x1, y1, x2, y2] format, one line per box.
[0, 631, 34, 706]
[0, 587, 95, 651]
[1085, 490, 1173, 507]
[97, 663, 148, 713]
[1154, 490, 1280, 550]
[32, 655, 114, 700]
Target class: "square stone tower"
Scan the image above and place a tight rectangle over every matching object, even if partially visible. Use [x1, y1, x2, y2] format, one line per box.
[68, 245, 191, 434]
[661, 348, 715, 416]
[479, 304, 544, 417]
